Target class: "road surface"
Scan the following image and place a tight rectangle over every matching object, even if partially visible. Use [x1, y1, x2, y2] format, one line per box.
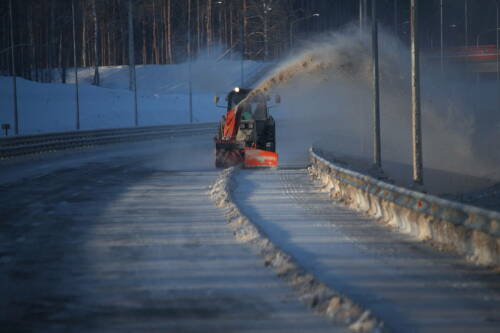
[232, 168, 500, 333]
[0, 134, 345, 332]
[2, 131, 500, 333]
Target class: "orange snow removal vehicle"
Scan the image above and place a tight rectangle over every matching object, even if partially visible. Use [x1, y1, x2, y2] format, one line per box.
[214, 87, 280, 168]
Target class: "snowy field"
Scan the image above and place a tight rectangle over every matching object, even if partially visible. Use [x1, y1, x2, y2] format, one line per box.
[0, 60, 267, 135]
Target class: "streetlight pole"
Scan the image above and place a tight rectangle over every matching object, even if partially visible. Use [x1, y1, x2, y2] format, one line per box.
[372, 0, 381, 168]
[188, 0, 193, 123]
[289, 14, 320, 50]
[411, 0, 423, 186]
[9, 0, 18, 135]
[72, 0, 80, 130]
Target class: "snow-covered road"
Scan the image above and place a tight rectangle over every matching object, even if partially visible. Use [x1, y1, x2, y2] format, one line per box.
[2, 132, 500, 332]
[232, 169, 500, 332]
[0, 135, 346, 332]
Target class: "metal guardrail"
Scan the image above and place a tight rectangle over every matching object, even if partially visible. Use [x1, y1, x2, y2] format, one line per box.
[310, 147, 500, 267]
[310, 147, 500, 238]
[0, 123, 218, 159]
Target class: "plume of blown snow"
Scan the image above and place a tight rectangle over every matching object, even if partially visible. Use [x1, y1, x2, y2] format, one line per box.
[253, 24, 499, 193]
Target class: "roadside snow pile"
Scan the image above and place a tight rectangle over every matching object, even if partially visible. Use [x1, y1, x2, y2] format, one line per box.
[0, 60, 268, 135]
[209, 167, 386, 333]
[67, 60, 264, 94]
[0, 77, 211, 134]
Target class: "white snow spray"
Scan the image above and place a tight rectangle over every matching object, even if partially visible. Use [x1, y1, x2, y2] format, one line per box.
[252, 25, 500, 194]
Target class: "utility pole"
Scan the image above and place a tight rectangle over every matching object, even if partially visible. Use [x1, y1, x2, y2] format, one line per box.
[372, 0, 381, 168]
[72, 0, 80, 130]
[9, 0, 18, 135]
[188, 0, 193, 123]
[128, 0, 138, 126]
[410, 0, 423, 185]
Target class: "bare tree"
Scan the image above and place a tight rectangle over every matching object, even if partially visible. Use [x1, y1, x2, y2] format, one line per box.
[128, 0, 138, 126]
[92, 0, 100, 86]
[206, 0, 213, 55]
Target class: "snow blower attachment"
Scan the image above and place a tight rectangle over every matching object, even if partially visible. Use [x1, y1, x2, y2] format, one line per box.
[214, 87, 280, 168]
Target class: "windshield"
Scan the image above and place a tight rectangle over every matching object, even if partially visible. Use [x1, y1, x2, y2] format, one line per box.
[228, 92, 268, 120]
[229, 94, 248, 109]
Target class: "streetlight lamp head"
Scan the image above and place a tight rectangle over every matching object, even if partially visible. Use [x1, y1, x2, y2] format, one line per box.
[313, 13, 320, 17]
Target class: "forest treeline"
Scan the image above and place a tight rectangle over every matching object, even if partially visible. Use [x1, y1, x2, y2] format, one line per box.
[1, 0, 498, 84]
[0, 0, 359, 84]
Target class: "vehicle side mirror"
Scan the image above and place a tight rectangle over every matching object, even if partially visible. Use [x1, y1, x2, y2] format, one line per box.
[275, 95, 281, 104]
[214, 95, 220, 104]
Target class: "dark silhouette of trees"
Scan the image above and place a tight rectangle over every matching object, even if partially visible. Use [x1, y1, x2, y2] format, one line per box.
[1, 0, 498, 83]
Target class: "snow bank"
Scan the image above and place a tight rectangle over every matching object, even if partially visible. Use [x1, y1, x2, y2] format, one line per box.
[210, 167, 386, 333]
[64, 60, 263, 95]
[0, 60, 267, 135]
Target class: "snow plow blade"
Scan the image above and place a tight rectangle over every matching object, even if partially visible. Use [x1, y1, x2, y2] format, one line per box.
[244, 148, 278, 168]
[215, 148, 244, 168]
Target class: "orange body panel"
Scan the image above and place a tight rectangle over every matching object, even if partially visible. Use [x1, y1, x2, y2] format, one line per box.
[223, 109, 238, 138]
[243, 148, 278, 168]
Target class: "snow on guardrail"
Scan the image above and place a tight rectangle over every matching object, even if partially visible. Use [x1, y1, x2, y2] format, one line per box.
[0, 123, 218, 159]
[309, 148, 500, 267]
